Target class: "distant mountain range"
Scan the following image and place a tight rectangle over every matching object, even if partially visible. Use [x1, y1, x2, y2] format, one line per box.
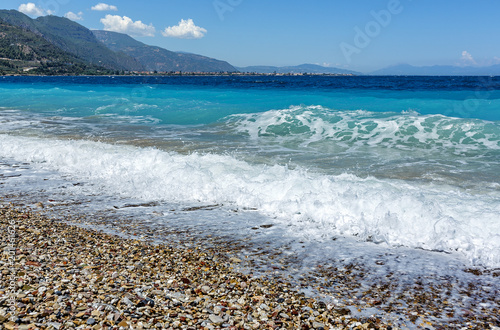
[0, 9, 235, 74]
[92, 30, 235, 73]
[237, 64, 359, 75]
[370, 63, 500, 76]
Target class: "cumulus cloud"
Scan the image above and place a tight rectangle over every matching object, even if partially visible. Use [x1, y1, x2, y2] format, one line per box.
[100, 15, 155, 37]
[18, 2, 53, 17]
[91, 3, 118, 11]
[162, 19, 207, 39]
[64, 11, 84, 21]
[461, 51, 477, 65]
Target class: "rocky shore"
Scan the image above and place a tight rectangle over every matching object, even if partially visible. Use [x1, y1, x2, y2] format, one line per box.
[1, 204, 499, 329]
[1, 204, 396, 329]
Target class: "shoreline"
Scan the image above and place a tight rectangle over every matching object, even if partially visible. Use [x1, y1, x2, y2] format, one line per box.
[1, 73, 355, 78]
[0, 152, 500, 329]
[1, 204, 398, 330]
[1, 202, 499, 329]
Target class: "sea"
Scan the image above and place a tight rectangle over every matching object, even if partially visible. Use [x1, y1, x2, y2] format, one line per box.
[1, 75, 499, 326]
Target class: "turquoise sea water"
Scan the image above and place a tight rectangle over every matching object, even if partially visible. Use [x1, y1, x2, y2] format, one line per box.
[1, 76, 499, 270]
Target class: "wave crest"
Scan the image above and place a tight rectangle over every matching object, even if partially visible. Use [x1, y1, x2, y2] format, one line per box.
[226, 105, 500, 152]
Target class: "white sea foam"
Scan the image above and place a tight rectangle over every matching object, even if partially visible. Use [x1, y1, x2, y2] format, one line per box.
[228, 106, 500, 153]
[1, 134, 499, 267]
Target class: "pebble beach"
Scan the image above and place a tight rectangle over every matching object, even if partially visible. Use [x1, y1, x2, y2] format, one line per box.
[1, 202, 499, 330]
[1, 203, 395, 330]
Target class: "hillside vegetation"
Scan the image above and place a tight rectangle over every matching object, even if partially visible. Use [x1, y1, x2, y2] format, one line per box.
[0, 10, 144, 72]
[0, 21, 114, 75]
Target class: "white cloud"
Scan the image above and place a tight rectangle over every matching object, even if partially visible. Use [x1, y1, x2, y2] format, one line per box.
[461, 51, 476, 65]
[64, 11, 83, 21]
[162, 19, 207, 39]
[18, 2, 53, 17]
[100, 15, 155, 37]
[91, 3, 118, 11]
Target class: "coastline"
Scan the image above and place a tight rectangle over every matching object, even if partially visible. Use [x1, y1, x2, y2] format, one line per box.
[1, 203, 394, 330]
[1, 200, 499, 329]
[1, 72, 355, 78]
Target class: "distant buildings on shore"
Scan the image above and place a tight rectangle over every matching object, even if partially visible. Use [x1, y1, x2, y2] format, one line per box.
[122, 71, 356, 77]
[3, 68, 356, 77]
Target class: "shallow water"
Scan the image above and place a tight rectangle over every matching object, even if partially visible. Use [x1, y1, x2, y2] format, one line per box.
[1, 75, 500, 326]
[1, 76, 499, 268]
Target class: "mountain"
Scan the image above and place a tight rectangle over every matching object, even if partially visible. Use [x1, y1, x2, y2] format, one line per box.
[93, 30, 236, 73]
[0, 20, 113, 75]
[237, 64, 359, 75]
[0, 10, 143, 71]
[370, 63, 500, 76]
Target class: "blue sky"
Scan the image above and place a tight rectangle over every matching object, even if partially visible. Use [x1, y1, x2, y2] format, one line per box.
[2, 0, 500, 72]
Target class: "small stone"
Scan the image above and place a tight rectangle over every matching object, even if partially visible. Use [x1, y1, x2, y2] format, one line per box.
[313, 322, 325, 329]
[279, 312, 290, 319]
[230, 257, 242, 263]
[209, 314, 224, 325]
[259, 303, 270, 311]
[4, 321, 17, 330]
[145, 298, 155, 307]
[118, 320, 129, 327]
[86, 317, 96, 325]
[337, 308, 351, 316]
[46, 322, 61, 329]
[122, 297, 134, 306]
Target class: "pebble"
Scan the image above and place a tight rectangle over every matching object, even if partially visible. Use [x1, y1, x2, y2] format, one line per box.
[209, 314, 224, 325]
[313, 321, 325, 329]
[46, 322, 61, 329]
